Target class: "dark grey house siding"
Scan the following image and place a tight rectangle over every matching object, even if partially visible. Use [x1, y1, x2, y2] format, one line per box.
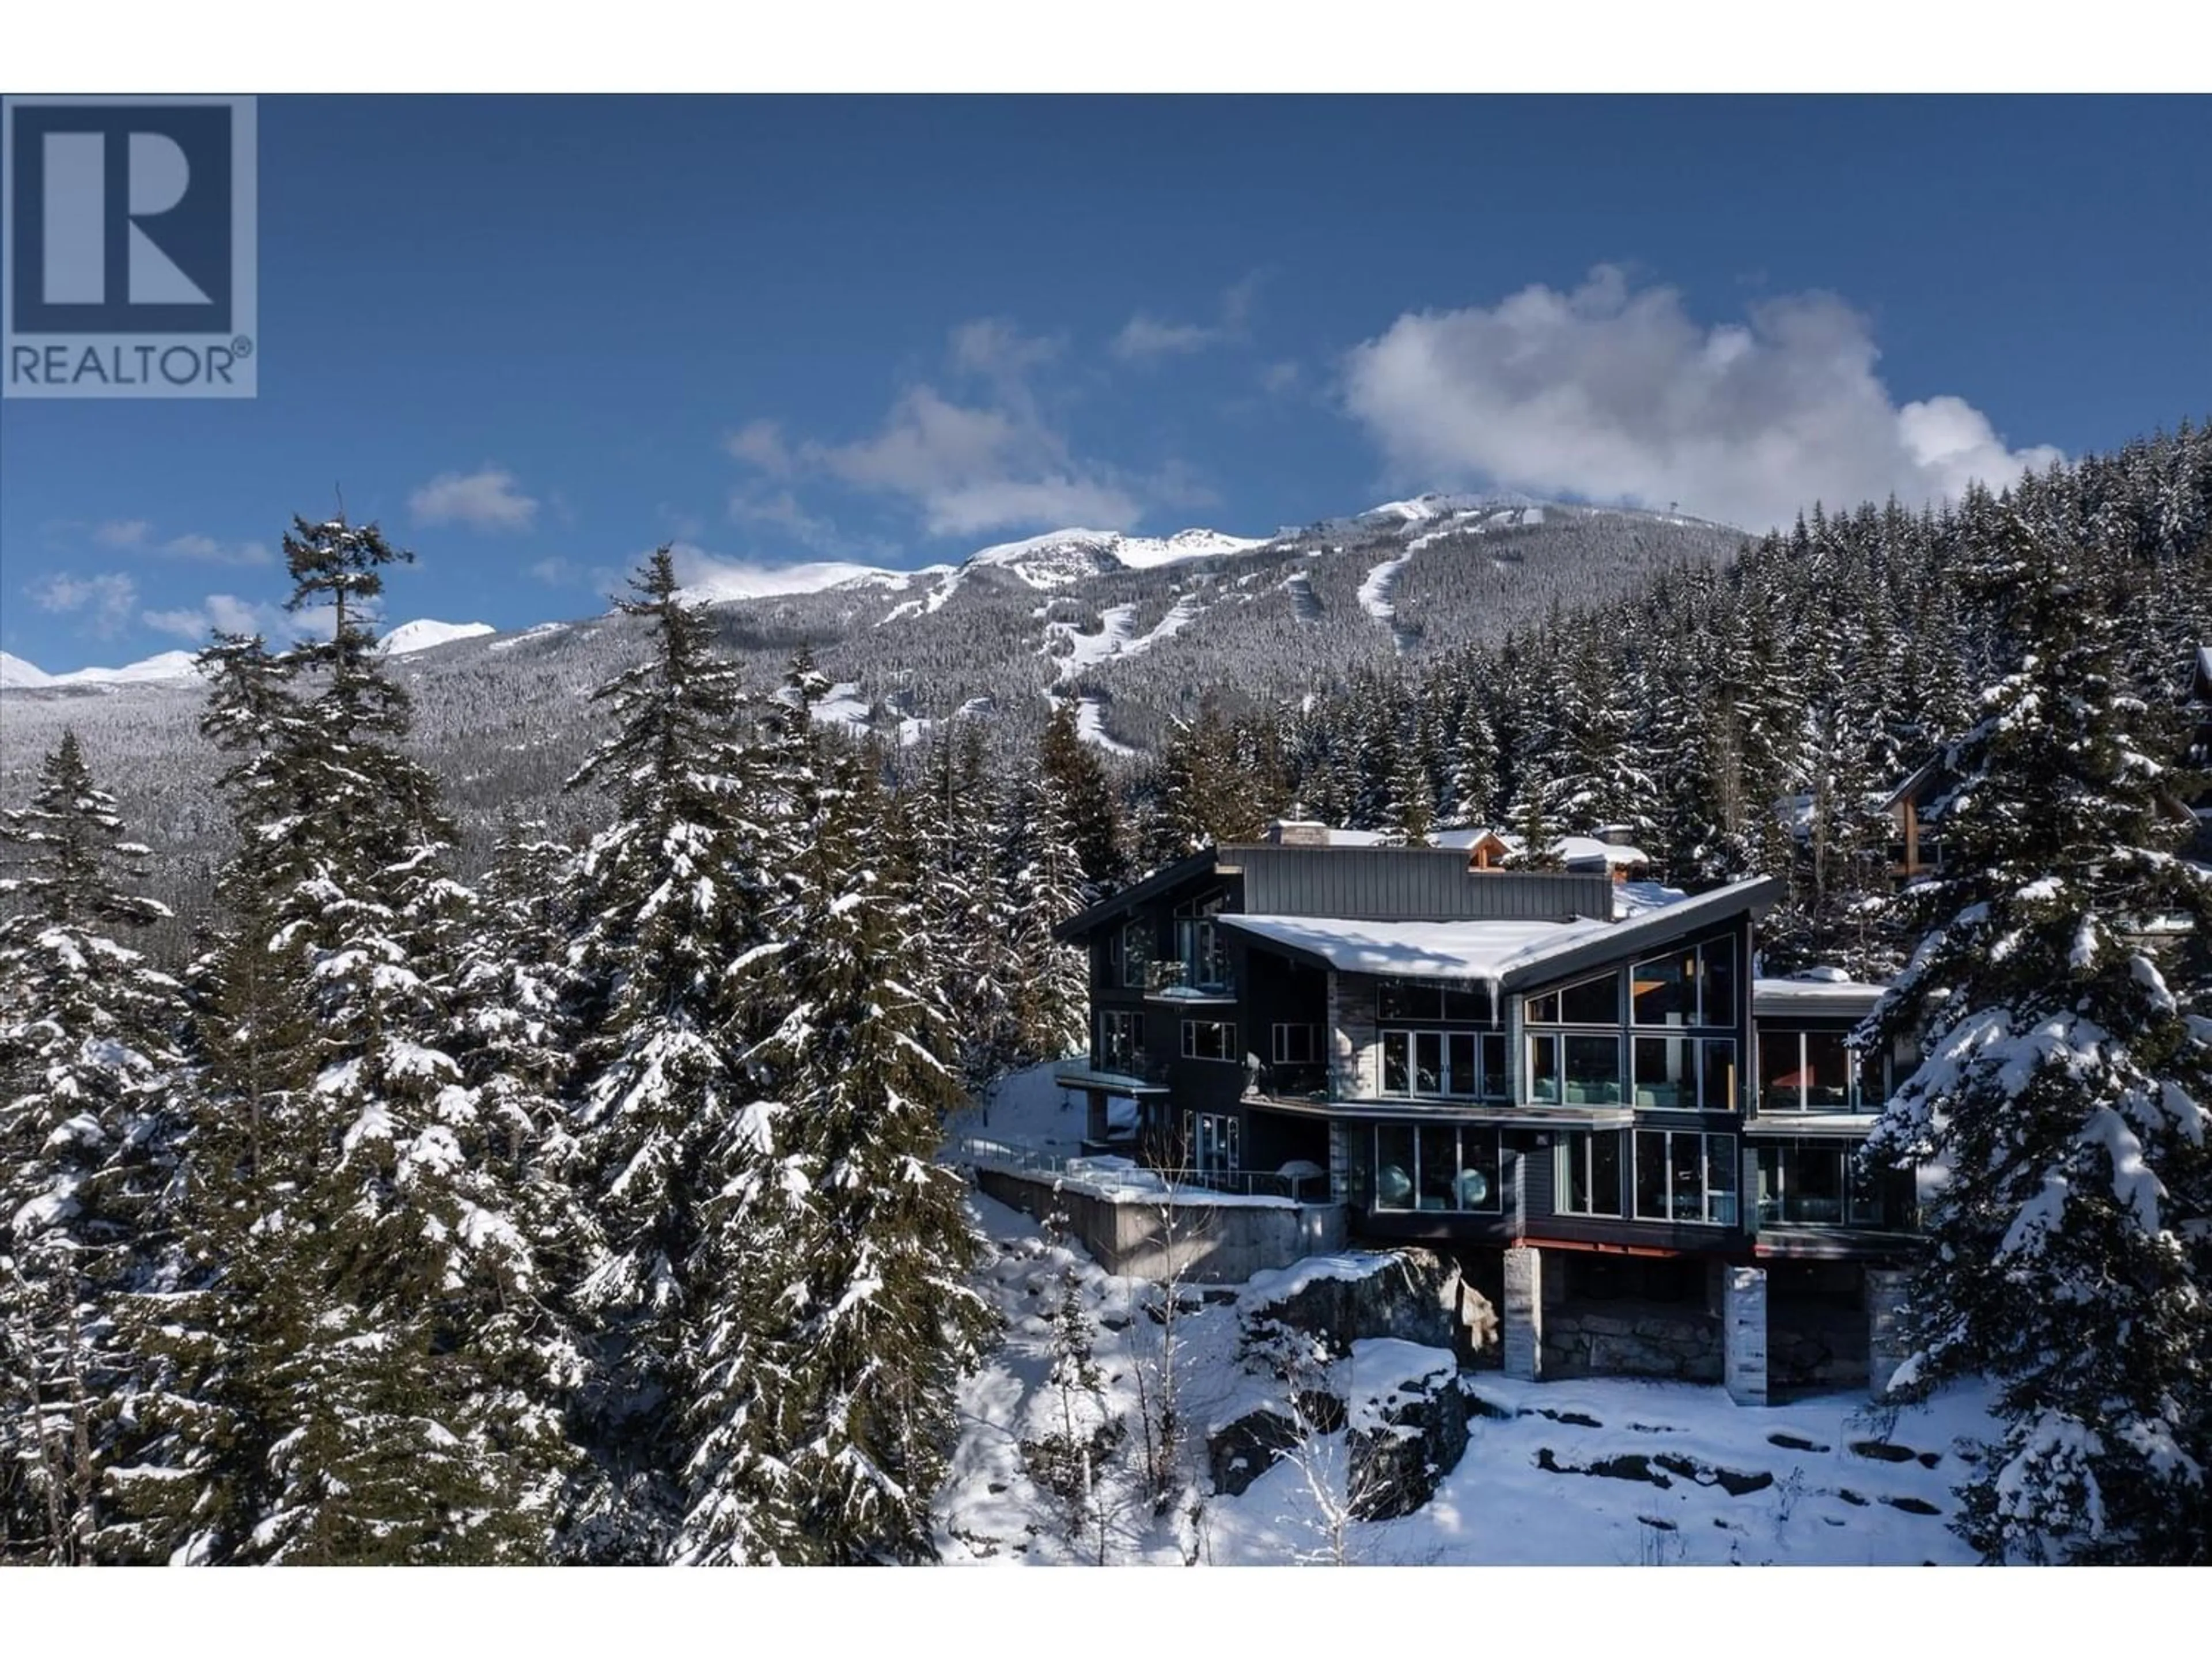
[1223, 846, 1612, 922]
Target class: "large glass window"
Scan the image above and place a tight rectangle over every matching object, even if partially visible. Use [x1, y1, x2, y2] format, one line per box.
[1098, 1009, 1141, 1074]
[1755, 1140, 1889, 1227]
[1633, 1130, 1738, 1225]
[1633, 1035, 1739, 1111]
[1379, 979, 1442, 1023]
[1632, 935, 1738, 1028]
[1272, 1024, 1317, 1065]
[1369, 1124, 1501, 1214]
[1379, 979, 1492, 1023]
[1380, 1030, 1498, 1099]
[1527, 972, 1619, 1025]
[1760, 1031, 1879, 1112]
[1558, 1130, 1624, 1216]
[1173, 915, 1232, 993]
[1119, 918, 1152, 989]
[1183, 1111, 1241, 1175]
[1528, 1032, 1624, 1104]
[1181, 1020, 1237, 1062]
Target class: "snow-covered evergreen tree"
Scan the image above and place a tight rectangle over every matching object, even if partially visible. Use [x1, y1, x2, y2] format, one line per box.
[1863, 507, 2212, 1565]
[998, 766, 1090, 1067]
[1037, 698, 1130, 902]
[125, 518, 560, 1564]
[684, 724, 995, 1563]
[560, 546, 768, 1559]
[0, 732, 183, 1562]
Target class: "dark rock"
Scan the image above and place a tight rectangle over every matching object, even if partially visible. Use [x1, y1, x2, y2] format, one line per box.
[1537, 1448, 1672, 1487]
[1654, 1453, 1774, 1497]
[1345, 1346, 1469, 1521]
[1850, 1440, 1918, 1463]
[1768, 1433, 1829, 1452]
[1242, 1249, 1472, 1355]
[1206, 1406, 1305, 1497]
[1882, 1495, 1942, 1516]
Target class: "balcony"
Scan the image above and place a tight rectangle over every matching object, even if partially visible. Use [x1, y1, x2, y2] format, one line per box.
[1053, 1050, 1173, 1094]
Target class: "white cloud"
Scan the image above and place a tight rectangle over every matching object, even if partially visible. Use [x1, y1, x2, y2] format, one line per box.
[409, 465, 539, 532]
[726, 418, 793, 475]
[1112, 315, 1218, 361]
[85, 517, 270, 563]
[1340, 264, 2063, 532]
[32, 571, 139, 637]
[528, 556, 582, 586]
[141, 594, 336, 643]
[1110, 272, 1264, 363]
[737, 320, 1162, 540]
[156, 532, 274, 566]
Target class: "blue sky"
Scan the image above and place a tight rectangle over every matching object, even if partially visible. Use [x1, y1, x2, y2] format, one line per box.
[5, 94, 2208, 671]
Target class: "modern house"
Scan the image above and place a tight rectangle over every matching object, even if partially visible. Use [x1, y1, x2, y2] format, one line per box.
[1052, 823, 1919, 1404]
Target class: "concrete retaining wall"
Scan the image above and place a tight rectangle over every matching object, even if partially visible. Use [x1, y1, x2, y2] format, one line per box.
[973, 1165, 1348, 1283]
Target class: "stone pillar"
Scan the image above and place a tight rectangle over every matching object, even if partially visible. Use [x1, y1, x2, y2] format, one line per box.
[1327, 1120, 1350, 1205]
[1866, 1268, 1914, 1400]
[1503, 1245, 1544, 1381]
[1722, 1265, 1768, 1407]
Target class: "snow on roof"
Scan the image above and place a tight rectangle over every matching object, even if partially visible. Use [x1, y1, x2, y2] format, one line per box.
[1223, 876, 1777, 990]
[1220, 913, 1614, 987]
[1433, 827, 1651, 866]
[1752, 971, 1889, 1015]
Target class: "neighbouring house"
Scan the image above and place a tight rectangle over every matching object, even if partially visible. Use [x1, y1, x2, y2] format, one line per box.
[1051, 821, 1921, 1404]
[1880, 759, 1953, 882]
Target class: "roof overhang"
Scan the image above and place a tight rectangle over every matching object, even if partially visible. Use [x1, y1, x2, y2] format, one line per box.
[1053, 849, 1218, 942]
[1752, 978, 1889, 1020]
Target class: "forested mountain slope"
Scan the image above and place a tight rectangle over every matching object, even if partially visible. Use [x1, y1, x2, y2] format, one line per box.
[1, 496, 1745, 937]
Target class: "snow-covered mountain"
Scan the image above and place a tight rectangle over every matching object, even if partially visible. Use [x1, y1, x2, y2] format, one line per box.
[675, 559, 938, 605]
[379, 619, 497, 656]
[0, 650, 52, 690]
[963, 526, 1266, 589]
[2, 494, 1751, 921]
[0, 648, 203, 687]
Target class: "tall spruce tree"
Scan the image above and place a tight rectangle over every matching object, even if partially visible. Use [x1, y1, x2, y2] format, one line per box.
[128, 518, 556, 1564]
[1863, 507, 2212, 1565]
[684, 713, 995, 1563]
[0, 733, 183, 1563]
[562, 546, 768, 1559]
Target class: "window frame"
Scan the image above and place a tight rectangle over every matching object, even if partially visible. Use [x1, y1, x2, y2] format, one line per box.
[1632, 1128, 1740, 1226]
[1180, 1018, 1238, 1063]
[1556, 1130, 1625, 1217]
[1630, 935, 1739, 1030]
[1378, 1027, 1502, 1100]
[1754, 1138, 1889, 1228]
[1097, 1008, 1141, 1074]
[1368, 1122, 1503, 1215]
[1758, 1029, 1882, 1113]
[1119, 917, 1152, 990]
[1631, 1033, 1741, 1112]
[1271, 1022, 1318, 1065]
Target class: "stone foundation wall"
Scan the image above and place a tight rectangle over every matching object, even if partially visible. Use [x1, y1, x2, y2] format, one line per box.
[1540, 1296, 1722, 1383]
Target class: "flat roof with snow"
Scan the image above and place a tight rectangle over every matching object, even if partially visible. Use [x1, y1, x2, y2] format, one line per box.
[1221, 876, 1779, 992]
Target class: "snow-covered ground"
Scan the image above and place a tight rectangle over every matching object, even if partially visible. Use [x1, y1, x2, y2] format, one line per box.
[938, 1187, 1998, 1566]
[1073, 695, 1139, 756]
